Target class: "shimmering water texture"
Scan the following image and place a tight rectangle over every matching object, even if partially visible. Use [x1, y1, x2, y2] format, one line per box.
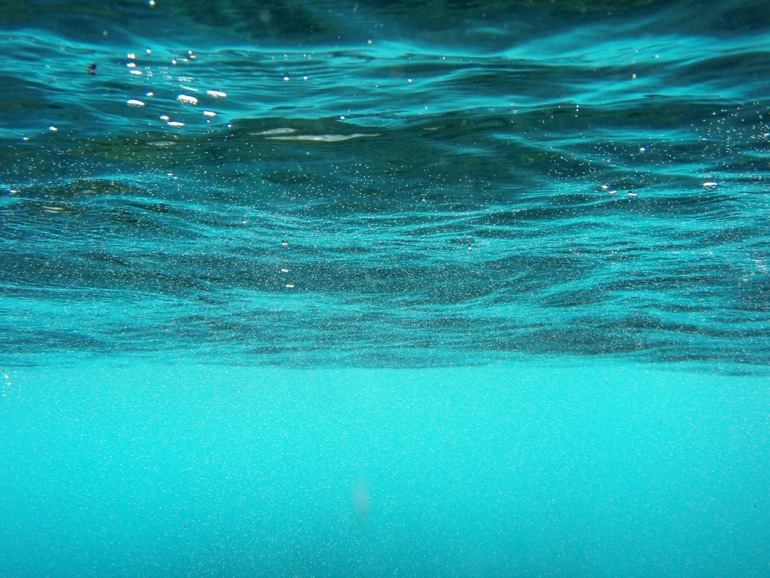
[1, 0, 769, 373]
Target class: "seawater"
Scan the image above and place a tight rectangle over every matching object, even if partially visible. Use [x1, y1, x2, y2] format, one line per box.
[1, 0, 769, 576]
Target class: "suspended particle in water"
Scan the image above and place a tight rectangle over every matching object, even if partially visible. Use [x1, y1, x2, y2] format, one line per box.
[353, 478, 370, 530]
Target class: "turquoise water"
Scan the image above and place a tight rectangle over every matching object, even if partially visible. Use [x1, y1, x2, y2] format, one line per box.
[2, 361, 769, 576]
[1, 0, 769, 575]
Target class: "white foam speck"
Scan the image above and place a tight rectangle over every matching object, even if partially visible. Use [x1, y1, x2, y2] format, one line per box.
[266, 133, 379, 142]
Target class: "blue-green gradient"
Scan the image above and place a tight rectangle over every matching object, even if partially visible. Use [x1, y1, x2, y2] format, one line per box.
[2, 360, 769, 577]
[1, 0, 769, 576]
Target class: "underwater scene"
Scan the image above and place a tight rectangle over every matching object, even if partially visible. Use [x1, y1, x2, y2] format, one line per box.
[1, 0, 769, 576]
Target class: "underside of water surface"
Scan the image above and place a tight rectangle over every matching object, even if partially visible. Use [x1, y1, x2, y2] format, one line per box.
[2, 0, 769, 372]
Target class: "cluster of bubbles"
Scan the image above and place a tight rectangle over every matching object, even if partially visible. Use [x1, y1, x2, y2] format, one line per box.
[123, 49, 227, 130]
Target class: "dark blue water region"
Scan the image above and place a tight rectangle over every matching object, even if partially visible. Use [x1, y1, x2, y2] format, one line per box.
[0, 358, 768, 577]
[3, 0, 770, 48]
